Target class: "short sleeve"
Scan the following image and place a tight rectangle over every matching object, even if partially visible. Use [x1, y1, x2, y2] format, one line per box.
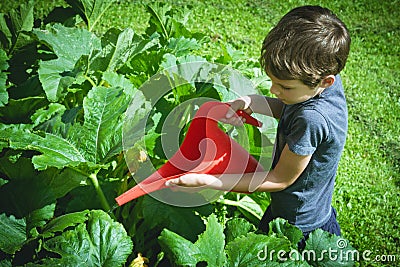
[286, 109, 329, 156]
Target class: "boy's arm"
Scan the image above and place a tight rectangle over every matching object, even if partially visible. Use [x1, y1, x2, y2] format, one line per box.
[248, 95, 284, 119]
[166, 144, 311, 193]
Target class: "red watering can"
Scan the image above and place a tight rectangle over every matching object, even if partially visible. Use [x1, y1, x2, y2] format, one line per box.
[115, 101, 264, 206]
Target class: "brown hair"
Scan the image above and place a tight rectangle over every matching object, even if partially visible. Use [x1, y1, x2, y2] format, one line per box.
[260, 5, 351, 87]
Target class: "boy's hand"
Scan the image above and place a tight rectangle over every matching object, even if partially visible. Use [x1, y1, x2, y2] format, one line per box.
[165, 173, 222, 192]
[220, 96, 252, 126]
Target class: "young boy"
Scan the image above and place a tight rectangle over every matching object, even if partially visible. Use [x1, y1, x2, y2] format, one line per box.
[166, 5, 351, 244]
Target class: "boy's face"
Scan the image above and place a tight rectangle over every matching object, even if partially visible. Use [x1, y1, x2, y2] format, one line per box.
[268, 73, 323, 105]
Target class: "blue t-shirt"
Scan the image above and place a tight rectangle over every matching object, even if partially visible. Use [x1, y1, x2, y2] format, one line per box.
[270, 74, 348, 232]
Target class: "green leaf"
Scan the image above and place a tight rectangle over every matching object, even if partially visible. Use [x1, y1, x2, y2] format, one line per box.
[158, 214, 226, 266]
[0, 14, 12, 50]
[225, 232, 291, 266]
[78, 86, 130, 163]
[34, 24, 101, 102]
[268, 218, 304, 248]
[305, 229, 356, 266]
[41, 210, 89, 238]
[268, 259, 312, 267]
[0, 49, 9, 107]
[66, 0, 116, 31]
[221, 68, 260, 102]
[0, 0, 34, 53]
[43, 210, 133, 266]
[9, 0, 34, 32]
[225, 217, 255, 244]
[161, 54, 207, 82]
[0, 85, 132, 169]
[219, 195, 264, 224]
[0, 157, 87, 217]
[37, 57, 78, 103]
[122, 91, 153, 149]
[25, 204, 55, 237]
[101, 72, 135, 96]
[140, 196, 212, 242]
[195, 214, 226, 266]
[158, 229, 202, 266]
[88, 28, 159, 79]
[167, 37, 200, 57]
[145, 3, 203, 45]
[2, 128, 86, 170]
[30, 103, 67, 130]
[0, 259, 12, 267]
[0, 96, 47, 124]
[215, 43, 247, 65]
[145, 3, 173, 42]
[0, 213, 26, 254]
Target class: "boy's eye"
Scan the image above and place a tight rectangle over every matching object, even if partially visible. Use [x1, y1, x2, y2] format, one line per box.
[282, 86, 291, 90]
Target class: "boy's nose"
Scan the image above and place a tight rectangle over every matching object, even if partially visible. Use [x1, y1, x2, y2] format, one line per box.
[270, 85, 280, 96]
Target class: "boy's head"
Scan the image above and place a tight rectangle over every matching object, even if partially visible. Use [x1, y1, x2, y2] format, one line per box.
[260, 5, 351, 88]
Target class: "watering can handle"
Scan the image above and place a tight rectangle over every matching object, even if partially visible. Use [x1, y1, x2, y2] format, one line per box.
[235, 110, 263, 127]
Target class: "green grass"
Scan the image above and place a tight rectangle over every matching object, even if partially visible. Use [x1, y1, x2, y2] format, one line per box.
[2, 0, 399, 266]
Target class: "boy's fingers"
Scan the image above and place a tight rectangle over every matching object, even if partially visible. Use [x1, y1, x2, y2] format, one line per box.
[226, 100, 243, 119]
[225, 96, 251, 119]
[165, 178, 180, 187]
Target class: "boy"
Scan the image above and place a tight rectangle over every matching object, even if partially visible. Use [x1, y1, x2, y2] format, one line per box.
[166, 5, 351, 244]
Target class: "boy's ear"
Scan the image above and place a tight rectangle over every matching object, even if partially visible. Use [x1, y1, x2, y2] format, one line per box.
[320, 75, 335, 88]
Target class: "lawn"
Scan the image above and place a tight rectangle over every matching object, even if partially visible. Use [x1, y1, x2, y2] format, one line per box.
[0, 0, 399, 266]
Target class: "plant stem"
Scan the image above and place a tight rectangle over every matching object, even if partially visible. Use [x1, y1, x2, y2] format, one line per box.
[217, 198, 240, 207]
[85, 75, 97, 87]
[89, 172, 111, 212]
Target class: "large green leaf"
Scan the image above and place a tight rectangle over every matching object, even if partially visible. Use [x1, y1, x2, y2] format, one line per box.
[0, 0, 34, 53]
[305, 229, 356, 267]
[225, 233, 291, 266]
[145, 3, 174, 42]
[66, 0, 116, 31]
[167, 37, 200, 57]
[0, 14, 12, 51]
[90, 28, 158, 74]
[0, 85, 133, 169]
[0, 49, 9, 107]
[158, 214, 225, 266]
[0, 205, 55, 255]
[268, 218, 304, 248]
[30, 103, 67, 131]
[0, 213, 26, 254]
[101, 72, 135, 96]
[0, 155, 87, 217]
[43, 210, 133, 266]
[145, 3, 204, 44]
[41, 210, 89, 238]
[25, 204, 56, 238]
[219, 195, 264, 224]
[2, 128, 87, 170]
[0, 96, 47, 124]
[34, 24, 101, 102]
[225, 217, 255, 244]
[77, 85, 131, 163]
[158, 229, 202, 267]
[140, 196, 212, 242]
[194, 214, 226, 266]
